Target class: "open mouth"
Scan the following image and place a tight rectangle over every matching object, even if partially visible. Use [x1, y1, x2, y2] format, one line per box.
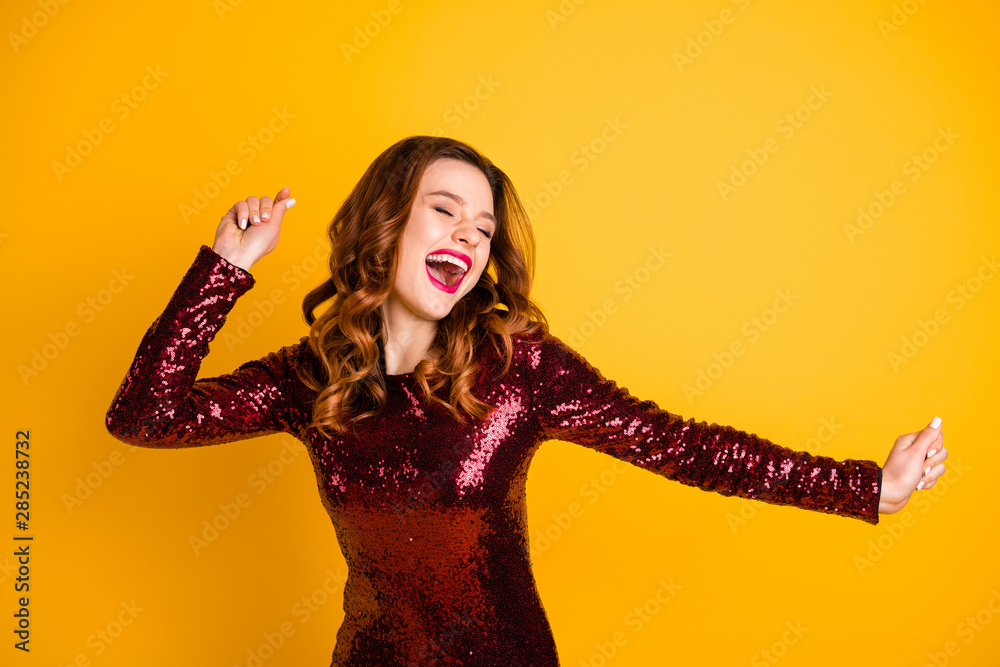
[425, 252, 470, 291]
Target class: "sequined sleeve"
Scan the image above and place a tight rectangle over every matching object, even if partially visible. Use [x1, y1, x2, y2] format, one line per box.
[105, 245, 301, 448]
[529, 332, 882, 525]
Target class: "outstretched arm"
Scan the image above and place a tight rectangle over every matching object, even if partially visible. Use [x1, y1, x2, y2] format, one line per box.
[528, 332, 900, 525]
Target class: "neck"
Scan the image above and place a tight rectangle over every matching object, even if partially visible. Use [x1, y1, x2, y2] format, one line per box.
[379, 299, 439, 375]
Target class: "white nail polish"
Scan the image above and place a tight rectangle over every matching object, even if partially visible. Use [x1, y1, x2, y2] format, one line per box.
[924, 466, 931, 476]
[916, 480, 925, 491]
[252, 214, 260, 224]
[240, 218, 246, 230]
[286, 198, 296, 209]
[927, 449, 937, 458]
[930, 416, 942, 429]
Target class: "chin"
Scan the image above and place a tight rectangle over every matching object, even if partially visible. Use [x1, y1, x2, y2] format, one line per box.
[413, 298, 457, 322]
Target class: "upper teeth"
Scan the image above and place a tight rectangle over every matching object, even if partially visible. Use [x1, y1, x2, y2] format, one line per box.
[426, 253, 468, 273]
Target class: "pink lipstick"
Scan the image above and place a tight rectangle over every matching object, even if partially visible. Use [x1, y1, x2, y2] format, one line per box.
[425, 248, 471, 294]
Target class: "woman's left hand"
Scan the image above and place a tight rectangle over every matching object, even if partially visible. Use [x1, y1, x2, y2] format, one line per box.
[879, 417, 948, 515]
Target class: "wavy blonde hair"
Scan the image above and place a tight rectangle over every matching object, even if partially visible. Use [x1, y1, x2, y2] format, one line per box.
[296, 136, 549, 440]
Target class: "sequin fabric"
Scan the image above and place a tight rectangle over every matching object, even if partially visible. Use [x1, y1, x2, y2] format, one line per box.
[106, 245, 882, 666]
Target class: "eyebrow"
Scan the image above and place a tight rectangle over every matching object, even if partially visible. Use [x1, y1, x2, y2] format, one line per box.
[427, 190, 497, 225]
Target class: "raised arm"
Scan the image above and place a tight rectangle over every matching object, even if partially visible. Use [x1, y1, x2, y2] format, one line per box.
[104, 244, 304, 448]
[527, 332, 882, 525]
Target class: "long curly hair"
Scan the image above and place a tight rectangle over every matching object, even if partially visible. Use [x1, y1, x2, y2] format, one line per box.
[295, 135, 550, 440]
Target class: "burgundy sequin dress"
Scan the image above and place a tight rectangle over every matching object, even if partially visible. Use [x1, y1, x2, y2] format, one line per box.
[105, 245, 882, 666]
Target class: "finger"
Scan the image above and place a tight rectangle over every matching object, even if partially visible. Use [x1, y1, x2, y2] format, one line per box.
[917, 472, 944, 491]
[260, 195, 274, 221]
[247, 196, 261, 225]
[275, 187, 291, 202]
[906, 416, 943, 454]
[236, 201, 249, 230]
[270, 194, 297, 224]
[925, 432, 945, 459]
[926, 445, 948, 466]
[918, 459, 947, 489]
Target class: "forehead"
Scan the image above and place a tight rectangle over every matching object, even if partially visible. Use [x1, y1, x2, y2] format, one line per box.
[420, 158, 491, 195]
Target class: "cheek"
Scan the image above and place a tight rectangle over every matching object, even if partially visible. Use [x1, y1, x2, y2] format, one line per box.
[472, 253, 490, 282]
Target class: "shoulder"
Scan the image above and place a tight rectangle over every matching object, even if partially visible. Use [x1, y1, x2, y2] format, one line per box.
[288, 335, 322, 375]
[497, 328, 575, 375]
[510, 328, 571, 355]
[260, 335, 312, 362]
[507, 330, 608, 389]
[249, 335, 320, 383]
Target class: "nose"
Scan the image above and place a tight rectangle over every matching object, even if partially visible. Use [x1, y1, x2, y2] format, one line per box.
[452, 221, 480, 249]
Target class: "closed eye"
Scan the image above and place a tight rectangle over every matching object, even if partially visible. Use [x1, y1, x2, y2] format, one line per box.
[436, 206, 493, 239]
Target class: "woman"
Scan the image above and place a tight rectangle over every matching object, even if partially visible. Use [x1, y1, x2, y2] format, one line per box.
[105, 135, 948, 666]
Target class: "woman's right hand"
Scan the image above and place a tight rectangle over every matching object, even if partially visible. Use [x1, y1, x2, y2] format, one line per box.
[212, 187, 296, 272]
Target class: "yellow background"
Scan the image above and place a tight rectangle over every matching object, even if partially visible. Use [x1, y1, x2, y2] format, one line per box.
[3, 0, 998, 665]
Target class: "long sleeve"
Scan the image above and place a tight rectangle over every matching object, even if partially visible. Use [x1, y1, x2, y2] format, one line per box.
[105, 245, 303, 448]
[528, 332, 881, 525]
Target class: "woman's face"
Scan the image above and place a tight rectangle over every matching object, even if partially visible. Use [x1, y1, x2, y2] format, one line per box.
[388, 157, 496, 322]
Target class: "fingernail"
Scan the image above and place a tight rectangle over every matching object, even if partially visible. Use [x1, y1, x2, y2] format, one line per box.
[252, 214, 261, 224]
[927, 449, 937, 458]
[240, 218, 247, 230]
[924, 466, 931, 476]
[916, 480, 925, 491]
[286, 198, 296, 209]
[261, 211, 269, 220]
[930, 416, 942, 429]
